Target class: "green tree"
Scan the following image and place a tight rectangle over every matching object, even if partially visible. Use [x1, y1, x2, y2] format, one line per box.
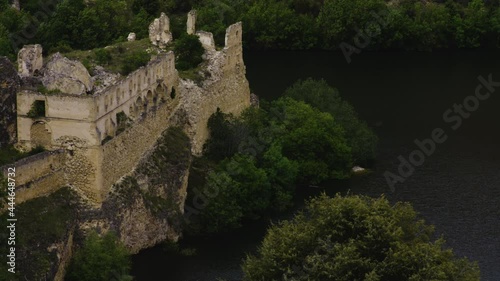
[268, 97, 352, 184]
[174, 33, 204, 70]
[242, 0, 317, 49]
[243, 194, 480, 281]
[66, 231, 132, 281]
[284, 78, 378, 165]
[317, 0, 386, 49]
[260, 142, 299, 211]
[454, 0, 488, 48]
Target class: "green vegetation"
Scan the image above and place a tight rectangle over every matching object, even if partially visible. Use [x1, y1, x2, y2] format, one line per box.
[120, 50, 151, 75]
[116, 111, 131, 135]
[113, 127, 190, 228]
[66, 231, 133, 281]
[284, 78, 378, 166]
[0, 145, 46, 166]
[243, 193, 481, 281]
[63, 38, 152, 74]
[187, 80, 376, 234]
[27, 100, 46, 118]
[0, 187, 79, 281]
[174, 34, 205, 70]
[37, 85, 63, 95]
[2, 0, 500, 62]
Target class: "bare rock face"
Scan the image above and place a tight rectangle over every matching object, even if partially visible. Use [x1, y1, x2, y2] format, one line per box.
[0, 57, 20, 148]
[149, 12, 172, 48]
[187, 10, 197, 35]
[91, 66, 121, 94]
[18, 44, 43, 77]
[42, 53, 93, 95]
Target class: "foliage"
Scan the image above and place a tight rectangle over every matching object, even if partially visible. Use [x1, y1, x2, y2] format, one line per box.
[0, 187, 79, 281]
[66, 231, 132, 281]
[174, 33, 204, 70]
[0, 0, 499, 60]
[243, 193, 481, 281]
[120, 50, 150, 75]
[95, 48, 112, 65]
[203, 109, 250, 162]
[284, 78, 378, 165]
[27, 100, 46, 118]
[0, 145, 46, 166]
[267, 97, 352, 184]
[189, 92, 363, 234]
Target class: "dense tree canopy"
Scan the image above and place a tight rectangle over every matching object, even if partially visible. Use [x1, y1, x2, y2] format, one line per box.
[243, 194, 480, 281]
[0, 0, 499, 60]
[187, 84, 375, 234]
[284, 79, 378, 166]
[66, 232, 132, 281]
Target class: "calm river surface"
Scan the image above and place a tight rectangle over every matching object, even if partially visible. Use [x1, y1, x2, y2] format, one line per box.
[132, 50, 500, 281]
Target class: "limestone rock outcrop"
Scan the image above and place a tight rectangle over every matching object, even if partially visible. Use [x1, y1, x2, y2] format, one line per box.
[0, 57, 19, 148]
[42, 53, 93, 95]
[18, 44, 43, 77]
[149, 13, 172, 48]
[187, 10, 197, 35]
[127, 32, 136, 42]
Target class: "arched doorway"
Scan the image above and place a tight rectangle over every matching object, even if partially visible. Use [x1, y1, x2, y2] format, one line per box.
[30, 121, 52, 148]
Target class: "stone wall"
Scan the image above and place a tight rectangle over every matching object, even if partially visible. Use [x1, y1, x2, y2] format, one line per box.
[181, 22, 251, 154]
[17, 91, 97, 149]
[94, 52, 178, 143]
[100, 94, 180, 198]
[0, 150, 66, 204]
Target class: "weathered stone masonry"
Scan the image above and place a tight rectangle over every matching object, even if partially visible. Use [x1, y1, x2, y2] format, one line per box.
[5, 18, 250, 206]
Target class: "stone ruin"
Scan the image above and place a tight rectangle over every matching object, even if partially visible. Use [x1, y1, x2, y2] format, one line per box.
[187, 10, 197, 35]
[18, 44, 43, 77]
[149, 12, 172, 48]
[127, 32, 136, 42]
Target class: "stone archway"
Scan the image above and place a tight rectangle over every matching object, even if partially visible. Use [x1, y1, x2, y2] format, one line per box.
[30, 121, 52, 148]
[155, 84, 166, 102]
[146, 90, 154, 108]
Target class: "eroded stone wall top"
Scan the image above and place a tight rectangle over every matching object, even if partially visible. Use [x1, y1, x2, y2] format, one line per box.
[187, 10, 197, 35]
[149, 13, 172, 48]
[225, 22, 243, 49]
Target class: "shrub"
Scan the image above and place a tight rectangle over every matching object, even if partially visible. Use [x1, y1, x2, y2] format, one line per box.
[95, 48, 112, 65]
[174, 34, 204, 71]
[27, 100, 46, 118]
[120, 50, 150, 75]
[243, 194, 481, 281]
[66, 231, 132, 281]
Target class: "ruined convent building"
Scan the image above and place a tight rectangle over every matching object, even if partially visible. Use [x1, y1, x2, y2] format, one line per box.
[5, 12, 250, 205]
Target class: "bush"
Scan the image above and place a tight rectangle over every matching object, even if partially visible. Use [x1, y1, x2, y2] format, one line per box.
[26, 100, 46, 118]
[174, 34, 204, 70]
[66, 231, 132, 281]
[243, 194, 481, 281]
[120, 50, 150, 75]
[95, 48, 112, 65]
[284, 78, 378, 166]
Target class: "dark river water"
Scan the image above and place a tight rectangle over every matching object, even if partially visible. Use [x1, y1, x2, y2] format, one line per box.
[132, 50, 500, 281]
